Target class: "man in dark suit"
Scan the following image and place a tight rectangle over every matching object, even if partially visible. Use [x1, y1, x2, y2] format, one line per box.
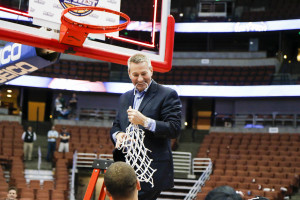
[110, 53, 182, 200]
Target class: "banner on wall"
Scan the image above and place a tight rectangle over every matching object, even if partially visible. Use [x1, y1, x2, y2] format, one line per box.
[0, 42, 60, 85]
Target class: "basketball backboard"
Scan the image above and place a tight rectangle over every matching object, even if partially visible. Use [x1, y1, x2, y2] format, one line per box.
[0, 0, 175, 72]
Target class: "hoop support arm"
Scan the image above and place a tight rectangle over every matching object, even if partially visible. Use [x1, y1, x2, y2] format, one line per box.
[152, 15, 175, 72]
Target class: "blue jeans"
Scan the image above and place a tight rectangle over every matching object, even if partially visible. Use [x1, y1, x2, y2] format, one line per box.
[46, 142, 56, 162]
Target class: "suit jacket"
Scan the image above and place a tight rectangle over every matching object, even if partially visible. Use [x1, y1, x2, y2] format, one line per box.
[110, 80, 182, 191]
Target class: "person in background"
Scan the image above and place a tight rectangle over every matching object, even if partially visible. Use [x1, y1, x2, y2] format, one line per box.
[58, 127, 70, 153]
[6, 187, 17, 200]
[54, 93, 65, 119]
[22, 126, 37, 161]
[205, 186, 243, 200]
[104, 162, 140, 200]
[69, 93, 78, 119]
[46, 125, 59, 162]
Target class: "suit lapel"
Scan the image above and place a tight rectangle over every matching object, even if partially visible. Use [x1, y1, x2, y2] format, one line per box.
[128, 90, 135, 108]
[125, 90, 135, 126]
[138, 81, 158, 112]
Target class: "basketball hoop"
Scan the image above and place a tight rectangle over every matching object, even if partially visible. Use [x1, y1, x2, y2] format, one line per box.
[59, 6, 130, 47]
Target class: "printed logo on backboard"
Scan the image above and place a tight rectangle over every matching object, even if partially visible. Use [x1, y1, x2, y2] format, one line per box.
[59, 0, 100, 16]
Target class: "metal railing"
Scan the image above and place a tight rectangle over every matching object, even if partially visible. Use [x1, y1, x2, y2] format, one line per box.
[75, 152, 192, 173]
[184, 158, 212, 200]
[192, 158, 212, 174]
[70, 151, 78, 200]
[76, 153, 97, 168]
[99, 154, 113, 160]
[173, 151, 192, 175]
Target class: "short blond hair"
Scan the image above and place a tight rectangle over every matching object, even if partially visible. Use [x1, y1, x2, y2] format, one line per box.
[127, 53, 152, 71]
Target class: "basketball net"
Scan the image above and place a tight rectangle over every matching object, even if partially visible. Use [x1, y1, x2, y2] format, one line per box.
[116, 123, 157, 187]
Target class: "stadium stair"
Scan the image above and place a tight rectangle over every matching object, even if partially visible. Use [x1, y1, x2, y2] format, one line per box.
[158, 179, 197, 200]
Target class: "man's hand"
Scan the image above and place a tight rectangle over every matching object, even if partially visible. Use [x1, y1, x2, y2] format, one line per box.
[115, 132, 126, 148]
[127, 106, 147, 126]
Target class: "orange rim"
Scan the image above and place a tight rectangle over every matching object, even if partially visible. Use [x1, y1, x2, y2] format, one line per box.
[61, 6, 130, 34]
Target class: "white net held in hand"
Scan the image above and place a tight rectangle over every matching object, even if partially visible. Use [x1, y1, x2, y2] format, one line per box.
[116, 123, 157, 187]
